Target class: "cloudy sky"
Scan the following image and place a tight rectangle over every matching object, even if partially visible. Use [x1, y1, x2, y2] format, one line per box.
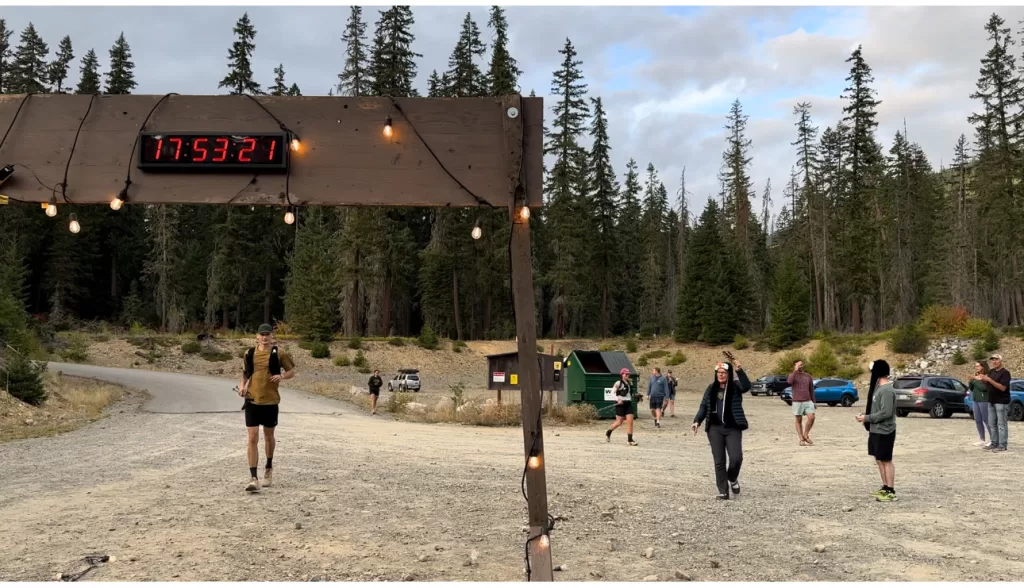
[5, 4, 1023, 219]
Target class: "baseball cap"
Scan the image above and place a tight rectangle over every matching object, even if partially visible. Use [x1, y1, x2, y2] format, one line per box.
[257, 323, 273, 335]
[989, 353, 1003, 360]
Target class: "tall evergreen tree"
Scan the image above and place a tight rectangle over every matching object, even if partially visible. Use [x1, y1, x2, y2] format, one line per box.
[444, 12, 487, 97]
[487, 6, 521, 95]
[588, 96, 619, 337]
[8, 23, 49, 94]
[284, 208, 341, 341]
[270, 64, 287, 96]
[337, 5, 370, 96]
[48, 35, 74, 93]
[287, 83, 301, 96]
[0, 19, 14, 93]
[767, 255, 810, 349]
[104, 33, 136, 94]
[218, 12, 262, 95]
[616, 159, 644, 334]
[75, 48, 101, 94]
[368, 6, 421, 97]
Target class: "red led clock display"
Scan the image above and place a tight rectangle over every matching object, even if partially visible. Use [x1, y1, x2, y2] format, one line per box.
[137, 132, 288, 172]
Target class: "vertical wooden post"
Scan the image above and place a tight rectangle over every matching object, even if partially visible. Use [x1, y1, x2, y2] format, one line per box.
[503, 94, 553, 582]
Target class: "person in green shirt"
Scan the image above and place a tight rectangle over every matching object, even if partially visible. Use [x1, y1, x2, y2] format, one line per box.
[968, 360, 992, 447]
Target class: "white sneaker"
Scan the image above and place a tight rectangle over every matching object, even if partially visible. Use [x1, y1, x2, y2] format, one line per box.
[262, 469, 273, 488]
[984, 442, 993, 448]
[974, 441, 986, 446]
[245, 477, 260, 493]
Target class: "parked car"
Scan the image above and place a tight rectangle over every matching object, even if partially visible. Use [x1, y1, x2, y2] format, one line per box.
[388, 369, 421, 392]
[892, 375, 969, 418]
[965, 378, 1024, 421]
[751, 374, 789, 396]
[779, 378, 859, 407]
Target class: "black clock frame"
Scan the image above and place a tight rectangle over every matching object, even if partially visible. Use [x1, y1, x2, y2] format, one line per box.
[136, 131, 291, 173]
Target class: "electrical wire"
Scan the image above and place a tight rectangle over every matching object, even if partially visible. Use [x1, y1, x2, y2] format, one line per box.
[56, 93, 99, 203]
[240, 93, 294, 206]
[121, 92, 179, 198]
[0, 93, 34, 155]
[387, 96, 493, 208]
[226, 174, 259, 205]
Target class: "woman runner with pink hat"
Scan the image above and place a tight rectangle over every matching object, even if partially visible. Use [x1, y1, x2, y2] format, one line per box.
[606, 367, 638, 446]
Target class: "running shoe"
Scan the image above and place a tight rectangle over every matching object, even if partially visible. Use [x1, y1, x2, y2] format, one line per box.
[627, 440, 638, 446]
[870, 487, 887, 498]
[716, 493, 729, 500]
[876, 491, 898, 502]
[245, 478, 260, 493]
[730, 481, 740, 495]
[262, 469, 273, 488]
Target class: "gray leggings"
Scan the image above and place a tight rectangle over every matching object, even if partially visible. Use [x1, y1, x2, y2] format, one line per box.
[973, 401, 991, 440]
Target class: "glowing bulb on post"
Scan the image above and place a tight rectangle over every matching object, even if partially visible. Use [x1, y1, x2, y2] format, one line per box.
[518, 205, 530, 222]
[69, 213, 80, 234]
[110, 196, 123, 211]
[383, 116, 393, 138]
[284, 208, 295, 225]
[290, 138, 301, 152]
[538, 535, 550, 550]
[527, 454, 541, 470]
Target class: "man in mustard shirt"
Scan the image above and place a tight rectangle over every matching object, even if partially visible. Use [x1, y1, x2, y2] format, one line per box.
[238, 324, 296, 493]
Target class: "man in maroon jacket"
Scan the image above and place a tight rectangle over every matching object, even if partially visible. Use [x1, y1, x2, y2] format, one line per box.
[788, 360, 816, 446]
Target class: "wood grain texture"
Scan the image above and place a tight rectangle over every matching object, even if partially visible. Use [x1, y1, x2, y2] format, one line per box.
[0, 93, 543, 208]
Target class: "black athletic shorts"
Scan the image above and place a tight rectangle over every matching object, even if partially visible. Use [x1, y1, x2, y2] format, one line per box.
[244, 401, 279, 428]
[615, 400, 633, 418]
[649, 398, 664, 411]
[867, 431, 895, 462]
[369, 389, 380, 397]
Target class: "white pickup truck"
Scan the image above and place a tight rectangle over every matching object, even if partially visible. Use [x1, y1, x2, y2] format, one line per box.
[388, 369, 421, 392]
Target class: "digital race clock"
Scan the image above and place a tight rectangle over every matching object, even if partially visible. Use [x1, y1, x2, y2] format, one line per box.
[137, 132, 289, 172]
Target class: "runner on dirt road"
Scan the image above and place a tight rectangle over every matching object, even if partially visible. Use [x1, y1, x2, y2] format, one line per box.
[238, 324, 296, 493]
[606, 368, 638, 446]
[368, 370, 383, 415]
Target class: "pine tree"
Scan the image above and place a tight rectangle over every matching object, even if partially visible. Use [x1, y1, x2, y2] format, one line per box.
[284, 208, 341, 341]
[720, 99, 754, 249]
[767, 255, 810, 349]
[444, 13, 487, 97]
[792, 101, 826, 330]
[368, 6, 421, 97]
[588, 97, 619, 337]
[0, 19, 13, 93]
[616, 159, 644, 334]
[105, 33, 136, 94]
[487, 6, 521, 95]
[287, 83, 301, 96]
[338, 6, 370, 96]
[75, 48, 101, 94]
[8, 22, 49, 94]
[218, 12, 262, 95]
[270, 64, 287, 96]
[640, 163, 668, 333]
[48, 35, 74, 93]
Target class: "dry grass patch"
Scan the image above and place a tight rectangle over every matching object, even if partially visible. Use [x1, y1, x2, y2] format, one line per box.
[0, 375, 128, 443]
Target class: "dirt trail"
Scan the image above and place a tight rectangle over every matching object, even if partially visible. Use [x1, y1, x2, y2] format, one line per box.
[2, 365, 1022, 581]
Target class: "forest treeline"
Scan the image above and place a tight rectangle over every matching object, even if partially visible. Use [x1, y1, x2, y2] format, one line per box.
[1, 9, 1022, 353]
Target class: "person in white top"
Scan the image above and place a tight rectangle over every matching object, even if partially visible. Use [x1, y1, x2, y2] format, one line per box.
[605, 368, 638, 446]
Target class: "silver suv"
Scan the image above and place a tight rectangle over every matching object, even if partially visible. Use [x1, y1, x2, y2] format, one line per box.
[388, 369, 421, 392]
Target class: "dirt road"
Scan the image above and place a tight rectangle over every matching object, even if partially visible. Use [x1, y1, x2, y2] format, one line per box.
[2, 364, 1022, 581]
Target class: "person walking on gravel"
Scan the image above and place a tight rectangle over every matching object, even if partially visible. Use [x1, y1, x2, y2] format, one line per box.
[788, 360, 816, 446]
[665, 370, 678, 418]
[857, 360, 897, 502]
[968, 360, 992, 447]
[367, 370, 383, 415]
[238, 324, 295, 493]
[606, 368, 638, 446]
[980, 354, 1011, 452]
[647, 367, 669, 428]
[691, 355, 751, 500]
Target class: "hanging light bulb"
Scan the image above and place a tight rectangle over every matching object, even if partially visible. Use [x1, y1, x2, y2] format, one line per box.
[383, 116, 393, 138]
[538, 535, 550, 550]
[284, 207, 295, 225]
[471, 217, 483, 240]
[527, 450, 542, 470]
[518, 204, 530, 222]
[110, 188, 127, 211]
[69, 213, 80, 234]
[290, 137, 301, 152]
[45, 195, 57, 217]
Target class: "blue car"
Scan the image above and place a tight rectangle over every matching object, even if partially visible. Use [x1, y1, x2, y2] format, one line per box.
[965, 379, 1024, 422]
[780, 378, 859, 408]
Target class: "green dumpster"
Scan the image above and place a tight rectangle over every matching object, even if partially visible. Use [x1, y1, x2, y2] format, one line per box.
[564, 350, 639, 419]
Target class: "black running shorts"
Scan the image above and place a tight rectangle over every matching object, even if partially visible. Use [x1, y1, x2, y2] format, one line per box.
[245, 401, 279, 428]
[615, 400, 632, 418]
[649, 398, 664, 411]
[867, 431, 895, 462]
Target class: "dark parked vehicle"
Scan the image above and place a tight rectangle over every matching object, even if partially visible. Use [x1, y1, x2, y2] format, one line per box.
[966, 379, 1024, 421]
[893, 375, 969, 418]
[779, 378, 859, 407]
[751, 374, 789, 396]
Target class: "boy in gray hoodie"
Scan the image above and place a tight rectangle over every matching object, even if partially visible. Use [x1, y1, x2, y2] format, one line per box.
[648, 367, 669, 428]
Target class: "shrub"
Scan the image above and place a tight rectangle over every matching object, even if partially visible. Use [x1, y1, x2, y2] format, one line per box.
[983, 330, 1000, 353]
[774, 351, 805, 376]
[310, 342, 330, 359]
[452, 340, 467, 353]
[449, 382, 466, 410]
[638, 325, 654, 339]
[357, 366, 372, 374]
[666, 351, 687, 366]
[959, 318, 993, 340]
[806, 341, 839, 377]
[333, 355, 351, 367]
[920, 305, 970, 336]
[836, 364, 864, 380]
[385, 391, 415, 414]
[199, 348, 232, 362]
[636, 354, 649, 367]
[888, 323, 928, 355]
[972, 342, 988, 361]
[60, 334, 89, 363]
[298, 340, 314, 351]
[181, 341, 202, 354]
[598, 343, 614, 352]
[549, 402, 599, 425]
[645, 350, 670, 359]
[733, 335, 749, 350]
[536, 344, 544, 353]
[952, 350, 968, 365]
[353, 350, 368, 368]
[625, 339, 638, 353]
[347, 336, 362, 350]
[5, 355, 47, 406]
[388, 337, 405, 347]
[418, 326, 438, 350]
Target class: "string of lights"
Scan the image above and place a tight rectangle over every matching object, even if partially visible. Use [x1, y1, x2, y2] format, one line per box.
[57, 93, 99, 204]
[239, 93, 303, 222]
[112, 92, 179, 216]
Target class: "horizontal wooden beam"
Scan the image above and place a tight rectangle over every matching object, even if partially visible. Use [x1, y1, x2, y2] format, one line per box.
[0, 93, 542, 209]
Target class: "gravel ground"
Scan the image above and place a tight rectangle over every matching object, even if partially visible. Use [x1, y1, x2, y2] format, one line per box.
[2, 369, 1023, 582]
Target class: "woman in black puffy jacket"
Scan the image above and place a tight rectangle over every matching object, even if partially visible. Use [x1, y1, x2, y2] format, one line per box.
[691, 357, 751, 500]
